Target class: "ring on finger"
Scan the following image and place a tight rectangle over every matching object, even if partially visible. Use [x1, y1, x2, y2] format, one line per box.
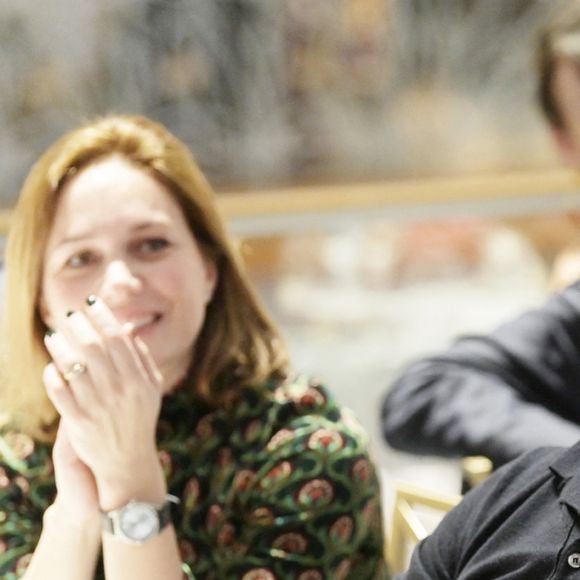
[63, 361, 87, 382]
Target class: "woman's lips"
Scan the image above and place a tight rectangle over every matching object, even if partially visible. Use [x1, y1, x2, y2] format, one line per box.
[122, 313, 162, 334]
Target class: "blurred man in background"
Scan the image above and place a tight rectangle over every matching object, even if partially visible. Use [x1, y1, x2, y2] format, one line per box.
[382, 1, 580, 468]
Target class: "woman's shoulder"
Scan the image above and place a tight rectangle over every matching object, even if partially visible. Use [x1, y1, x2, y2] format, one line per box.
[206, 376, 386, 578]
[247, 373, 356, 418]
[266, 374, 340, 413]
[229, 374, 372, 458]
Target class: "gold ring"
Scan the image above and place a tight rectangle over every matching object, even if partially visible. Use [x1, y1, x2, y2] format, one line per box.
[63, 362, 87, 382]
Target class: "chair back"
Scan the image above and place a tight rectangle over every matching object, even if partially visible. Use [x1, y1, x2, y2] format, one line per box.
[387, 482, 461, 575]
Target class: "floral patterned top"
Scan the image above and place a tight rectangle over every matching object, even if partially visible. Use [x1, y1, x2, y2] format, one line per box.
[0, 375, 388, 579]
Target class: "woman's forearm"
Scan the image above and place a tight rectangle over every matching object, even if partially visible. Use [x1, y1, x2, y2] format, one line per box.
[23, 503, 101, 580]
[99, 457, 183, 580]
[102, 525, 183, 580]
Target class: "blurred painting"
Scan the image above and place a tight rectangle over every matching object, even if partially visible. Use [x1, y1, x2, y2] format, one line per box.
[0, 0, 569, 203]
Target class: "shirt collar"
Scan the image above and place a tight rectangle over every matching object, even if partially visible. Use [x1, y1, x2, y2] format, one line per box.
[550, 439, 580, 513]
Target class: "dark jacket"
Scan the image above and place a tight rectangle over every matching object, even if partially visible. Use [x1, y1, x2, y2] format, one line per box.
[382, 280, 580, 467]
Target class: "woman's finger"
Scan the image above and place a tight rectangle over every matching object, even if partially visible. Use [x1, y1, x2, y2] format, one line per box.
[61, 310, 118, 400]
[44, 327, 101, 411]
[84, 295, 154, 391]
[133, 336, 164, 392]
[53, 419, 76, 464]
[43, 362, 84, 422]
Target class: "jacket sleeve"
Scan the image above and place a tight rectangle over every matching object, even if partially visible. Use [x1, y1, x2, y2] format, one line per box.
[382, 281, 580, 466]
[400, 447, 556, 579]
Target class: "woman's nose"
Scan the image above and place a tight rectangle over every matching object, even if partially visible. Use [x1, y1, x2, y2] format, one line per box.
[99, 260, 142, 305]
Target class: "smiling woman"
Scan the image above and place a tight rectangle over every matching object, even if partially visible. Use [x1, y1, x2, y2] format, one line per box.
[0, 115, 388, 580]
[40, 156, 218, 393]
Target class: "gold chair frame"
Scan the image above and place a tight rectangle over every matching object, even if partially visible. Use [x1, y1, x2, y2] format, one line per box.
[462, 455, 493, 490]
[387, 456, 492, 575]
[387, 482, 462, 575]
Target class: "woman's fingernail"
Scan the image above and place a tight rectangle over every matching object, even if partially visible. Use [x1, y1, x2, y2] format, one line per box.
[122, 321, 135, 333]
[86, 295, 97, 306]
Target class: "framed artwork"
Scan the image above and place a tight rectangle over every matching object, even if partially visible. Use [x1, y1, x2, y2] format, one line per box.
[0, 0, 568, 203]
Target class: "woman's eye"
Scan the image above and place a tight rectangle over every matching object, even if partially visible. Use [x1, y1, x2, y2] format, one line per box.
[65, 251, 94, 269]
[136, 238, 170, 255]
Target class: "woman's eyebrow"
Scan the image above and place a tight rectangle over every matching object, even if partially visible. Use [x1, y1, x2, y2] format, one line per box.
[131, 220, 171, 231]
[56, 219, 171, 246]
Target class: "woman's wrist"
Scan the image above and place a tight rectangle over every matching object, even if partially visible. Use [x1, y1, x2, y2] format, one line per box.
[96, 455, 167, 511]
[44, 500, 101, 536]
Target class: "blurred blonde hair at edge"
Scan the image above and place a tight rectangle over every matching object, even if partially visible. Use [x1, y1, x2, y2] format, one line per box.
[1, 114, 289, 440]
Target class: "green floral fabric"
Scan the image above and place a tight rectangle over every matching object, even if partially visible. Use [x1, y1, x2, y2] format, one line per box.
[0, 375, 388, 579]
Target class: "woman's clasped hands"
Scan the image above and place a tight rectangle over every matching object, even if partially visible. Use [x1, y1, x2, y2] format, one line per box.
[43, 295, 167, 520]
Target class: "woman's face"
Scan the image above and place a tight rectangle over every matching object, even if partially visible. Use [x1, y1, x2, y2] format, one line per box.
[40, 156, 217, 391]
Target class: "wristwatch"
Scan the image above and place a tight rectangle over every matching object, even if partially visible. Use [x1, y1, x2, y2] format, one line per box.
[101, 495, 179, 544]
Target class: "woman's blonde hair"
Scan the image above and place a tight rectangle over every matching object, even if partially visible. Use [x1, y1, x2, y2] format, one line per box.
[2, 115, 289, 439]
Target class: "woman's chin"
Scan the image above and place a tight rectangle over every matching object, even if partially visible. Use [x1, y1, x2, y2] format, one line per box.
[159, 363, 190, 394]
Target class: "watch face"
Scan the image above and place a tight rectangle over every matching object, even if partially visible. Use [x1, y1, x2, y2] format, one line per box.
[119, 502, 160, 543]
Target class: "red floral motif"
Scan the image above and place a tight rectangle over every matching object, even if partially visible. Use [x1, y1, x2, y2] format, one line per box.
[241, 568, 276, 580]
[260, 461, 292, 489]
[234, 469, 255, 492]
[336, 559, 351, 580]
[4, 432, 34, 459]
[244, 419, 262, 442]
[352, 458, 372, 483]
[183, 477, 200, 508]
[307, 429, 344, 453]
[0, 467, 9, 488]
[330, 515, 354, 543]
[266, 428, 294, 451]
[273, 381, 326, 411]
[250, 507, 275, 526]
[206, 504, 224, 532]
[272, 532, 308, 554]
[297, 388, 325, 410]
[196, 414, 215, 438]
[179, 539, 197, 563]
[14, 476, 30, 494]
[15, 553, 33, 573]
[362, 498, 378, 522]
[157, 450, 173, 478]
[230, 542, 249, 556]
[217, 522, 236, 546]
[218, 447, 233, 467]
[297, 479, 334, 508]
[297, 571, 323, 580]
